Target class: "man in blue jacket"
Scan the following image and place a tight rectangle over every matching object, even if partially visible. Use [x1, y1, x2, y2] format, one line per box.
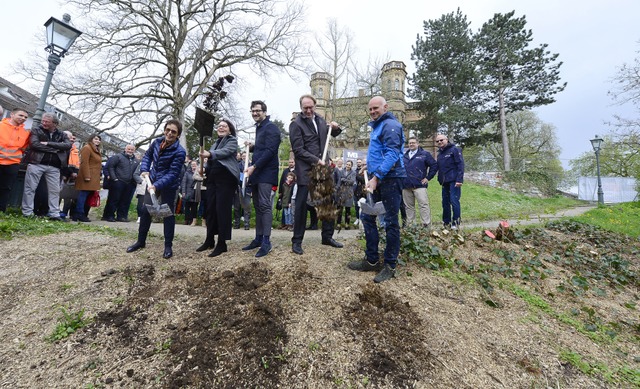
[242, 100, 282, 258]
[403, 136, 438, 228]
[347, 96, 406, 283]
[435, 134, 464, 229]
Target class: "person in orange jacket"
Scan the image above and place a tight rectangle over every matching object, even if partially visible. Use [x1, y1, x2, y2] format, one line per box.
[0, 108, 30, 213]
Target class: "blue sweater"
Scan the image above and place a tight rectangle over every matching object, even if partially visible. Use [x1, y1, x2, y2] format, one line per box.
[366, 111, 406, 180]
[140, 137, 187, 191]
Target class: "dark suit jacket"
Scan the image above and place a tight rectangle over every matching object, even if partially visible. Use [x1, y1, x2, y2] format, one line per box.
[289, 113, 341, 186]
[249, 116, 281, 186]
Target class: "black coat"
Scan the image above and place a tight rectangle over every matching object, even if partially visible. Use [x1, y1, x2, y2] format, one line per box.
[289, 113, 341, 186]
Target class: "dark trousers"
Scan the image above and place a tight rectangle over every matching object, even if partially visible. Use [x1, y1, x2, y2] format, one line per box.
[204, 173, 237, 243]
[0, 164, 20, 212]
[184, 201, 198, 224]
[337, 206, 351, 225]
[361, 178, 402, 266]
[441, 182, 462, 226]
[292, 185, 334, 244]
[103, 180, 136, 219]
[137, 187, 177, 247]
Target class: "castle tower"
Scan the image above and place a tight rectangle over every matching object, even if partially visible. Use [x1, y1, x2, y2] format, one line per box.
[381, 61, 407, 123]
[310, 72, 332, 117]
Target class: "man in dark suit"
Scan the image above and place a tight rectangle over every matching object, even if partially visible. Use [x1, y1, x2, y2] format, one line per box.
[288, 94, 343, 255]
[242, 100, 282, 258]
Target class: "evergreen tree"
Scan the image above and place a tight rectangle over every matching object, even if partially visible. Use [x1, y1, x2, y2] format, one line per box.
[408, 9, 483, 144]
[475, 11, 566, 171]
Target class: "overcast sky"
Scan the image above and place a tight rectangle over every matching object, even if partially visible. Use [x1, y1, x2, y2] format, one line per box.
[1, 0, 638, 167]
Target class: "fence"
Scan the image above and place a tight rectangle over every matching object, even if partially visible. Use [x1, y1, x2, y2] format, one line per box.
[578, 177, 638, 203]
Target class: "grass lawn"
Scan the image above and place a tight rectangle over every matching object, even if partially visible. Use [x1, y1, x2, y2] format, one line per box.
[570, 201, 640, 239]
[427, 182, 585, 223]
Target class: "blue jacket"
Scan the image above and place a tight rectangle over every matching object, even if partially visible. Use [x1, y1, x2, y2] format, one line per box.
[437, 142, 464, 184]
[403, 147, 438, 189]
[366, 111, 406, 180]
[140, 136, 187, 191]
[249, 116, 281, 186]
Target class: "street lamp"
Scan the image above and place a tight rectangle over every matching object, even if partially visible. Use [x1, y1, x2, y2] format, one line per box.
[32, 14, 82, 126]
[590, 135, 604, 205]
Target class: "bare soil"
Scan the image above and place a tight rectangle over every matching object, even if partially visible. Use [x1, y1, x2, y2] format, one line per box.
[0, 221, 638, 388]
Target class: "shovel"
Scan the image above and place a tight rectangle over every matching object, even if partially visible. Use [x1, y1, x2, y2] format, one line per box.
[144, 175, 174, 218]
[359, 171, 386, 216]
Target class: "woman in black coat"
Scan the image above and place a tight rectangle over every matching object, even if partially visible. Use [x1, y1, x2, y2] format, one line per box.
[196, 119, 241, 257]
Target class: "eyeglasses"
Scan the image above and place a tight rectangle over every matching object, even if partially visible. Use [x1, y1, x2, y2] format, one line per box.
[435, 139, 446, 143]
[165, 129, 179, 135]
[250, 109, 263, 114]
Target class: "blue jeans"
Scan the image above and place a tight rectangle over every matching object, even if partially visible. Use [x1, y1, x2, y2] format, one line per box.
[283, 207, 292, 225]
[441, 182, 461, 226]
[361, 177, 402, 267]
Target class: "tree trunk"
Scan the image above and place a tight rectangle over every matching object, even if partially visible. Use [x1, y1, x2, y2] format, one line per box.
[499, 87, 511, 171]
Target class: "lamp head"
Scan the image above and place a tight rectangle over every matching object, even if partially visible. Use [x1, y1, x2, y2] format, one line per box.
[44, 16, 82, 57]
[590, 135, 603, 152]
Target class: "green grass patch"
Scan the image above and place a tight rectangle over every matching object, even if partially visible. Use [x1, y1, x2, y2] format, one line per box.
[571, 202, 640, 238]
[559, 349, 640, 386]
[0, 211, 130, 240]
[427, 182, 584, 223]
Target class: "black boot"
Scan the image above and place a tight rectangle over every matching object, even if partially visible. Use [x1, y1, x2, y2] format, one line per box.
[196, 240, 215, 252]
[208, 241, 228, 257]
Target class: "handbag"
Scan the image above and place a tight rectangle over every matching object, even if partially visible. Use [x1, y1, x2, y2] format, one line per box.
[59, 182, 78, 200]
[87, 191, 101, 207]
[276, 197, 282, 210]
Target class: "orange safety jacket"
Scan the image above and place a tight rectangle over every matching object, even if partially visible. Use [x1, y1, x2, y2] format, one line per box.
[0, 118, 30, 165]
[68, 144, 80, 169]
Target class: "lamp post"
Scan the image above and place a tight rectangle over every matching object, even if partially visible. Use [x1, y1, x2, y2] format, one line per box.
[32, 14, 82, 126]
[590, 135, 604, 205]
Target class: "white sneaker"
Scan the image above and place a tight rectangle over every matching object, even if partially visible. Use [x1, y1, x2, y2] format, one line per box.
[136, 217, 140, 224]
[354, 219, 360, 226]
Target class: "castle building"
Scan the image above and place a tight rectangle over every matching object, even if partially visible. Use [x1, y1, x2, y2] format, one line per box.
[307, 60, 436, 160]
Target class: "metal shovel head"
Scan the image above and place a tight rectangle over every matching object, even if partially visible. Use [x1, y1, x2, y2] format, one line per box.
[146, 192, 173, 218]
[359, 195, 386, 215]
[360, 201, 386, 215]
[194, 107, 215, 138]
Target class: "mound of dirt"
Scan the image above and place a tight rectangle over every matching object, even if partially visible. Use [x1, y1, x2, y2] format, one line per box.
[0, 222, 638, 388]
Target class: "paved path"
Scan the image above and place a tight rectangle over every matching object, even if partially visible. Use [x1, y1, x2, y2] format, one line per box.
[87, 205, 596, 246]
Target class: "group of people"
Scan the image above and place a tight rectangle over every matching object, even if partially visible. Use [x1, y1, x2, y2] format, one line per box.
[1, 94, 464, 283]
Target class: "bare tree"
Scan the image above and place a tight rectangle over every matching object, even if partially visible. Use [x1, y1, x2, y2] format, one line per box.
[23, 0, 306, 147]
[312, 18, 356, 120]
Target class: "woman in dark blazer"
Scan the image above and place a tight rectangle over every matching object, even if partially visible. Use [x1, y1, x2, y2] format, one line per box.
[196, 119, 240, 257]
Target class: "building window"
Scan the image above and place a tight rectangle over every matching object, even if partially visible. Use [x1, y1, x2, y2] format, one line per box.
[318, 87, 323, 97]
[394, 79, 400, 91]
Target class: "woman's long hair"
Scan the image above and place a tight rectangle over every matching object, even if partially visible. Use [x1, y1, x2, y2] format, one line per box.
[89, 133, 102, 153]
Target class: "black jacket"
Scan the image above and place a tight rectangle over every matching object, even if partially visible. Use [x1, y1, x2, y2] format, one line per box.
[289, 113, 341, 186]
[24, 126, 71, 168]
[108, 152, 140, 184]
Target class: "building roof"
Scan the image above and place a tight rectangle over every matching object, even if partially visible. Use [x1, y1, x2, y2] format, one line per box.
[0, 75, 132, 156]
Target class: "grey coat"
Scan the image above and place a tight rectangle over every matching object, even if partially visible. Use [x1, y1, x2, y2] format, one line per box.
[206, 135, 240, 184]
